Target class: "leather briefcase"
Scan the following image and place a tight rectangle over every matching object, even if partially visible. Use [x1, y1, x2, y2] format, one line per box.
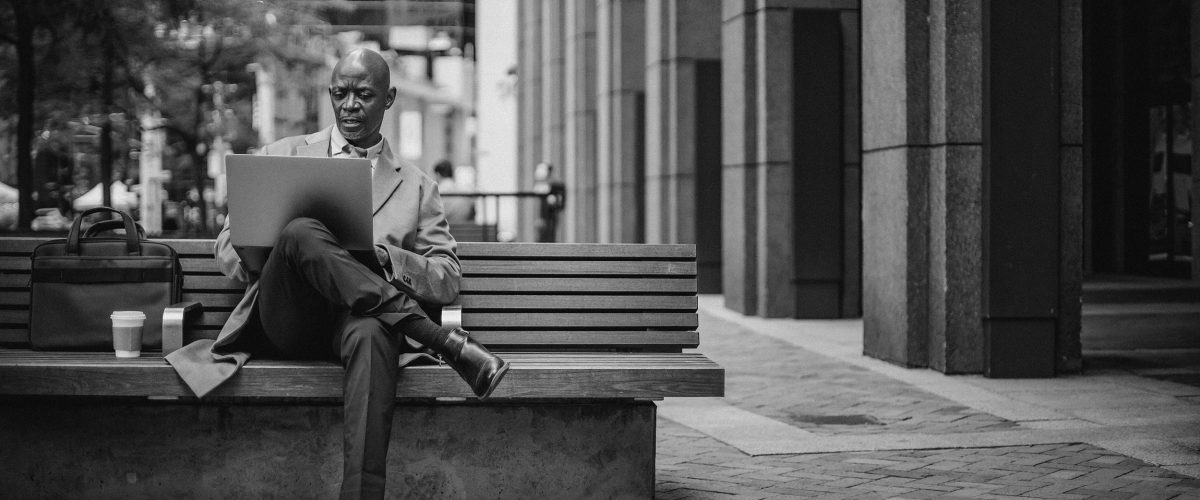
[29, 207, 183, 351]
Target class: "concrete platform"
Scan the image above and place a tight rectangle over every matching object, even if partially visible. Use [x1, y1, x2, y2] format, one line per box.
[0, 399, 655, 499]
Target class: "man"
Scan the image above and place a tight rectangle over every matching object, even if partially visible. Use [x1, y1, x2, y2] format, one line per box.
[166, 48, 509, 499]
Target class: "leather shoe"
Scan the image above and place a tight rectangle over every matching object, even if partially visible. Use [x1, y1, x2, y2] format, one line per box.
[439, 328, 509, 399]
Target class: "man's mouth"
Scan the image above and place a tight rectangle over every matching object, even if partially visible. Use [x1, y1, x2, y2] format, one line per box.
[340, 117, 363, 126]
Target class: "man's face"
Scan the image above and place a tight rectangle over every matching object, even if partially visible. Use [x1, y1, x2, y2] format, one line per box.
[329, 61, 394, 146]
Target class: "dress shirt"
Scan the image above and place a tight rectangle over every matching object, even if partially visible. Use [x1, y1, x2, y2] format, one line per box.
[330, 127, 387, 171]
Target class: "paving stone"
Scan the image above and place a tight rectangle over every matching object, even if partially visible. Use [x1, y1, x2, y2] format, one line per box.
[651, 307, 1200, 498]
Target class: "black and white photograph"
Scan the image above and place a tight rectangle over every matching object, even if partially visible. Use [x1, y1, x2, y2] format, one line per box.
[0, 0, 1197, 498]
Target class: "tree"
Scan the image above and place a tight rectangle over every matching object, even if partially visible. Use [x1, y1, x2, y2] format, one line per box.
[0, 1, 52, 229]
[0, 0, 329, 233]
[123, 0, 328, 233]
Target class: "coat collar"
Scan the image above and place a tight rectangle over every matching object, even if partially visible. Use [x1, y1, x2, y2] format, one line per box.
[296, 127, 332, 157]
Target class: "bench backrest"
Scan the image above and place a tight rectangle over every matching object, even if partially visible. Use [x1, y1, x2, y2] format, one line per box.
[447, 223, 499, 242]
[0, 238, 698, 353]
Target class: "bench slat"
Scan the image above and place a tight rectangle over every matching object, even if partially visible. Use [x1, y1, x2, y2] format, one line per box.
[457, 242, 695, 259]
[0, 329, 25, 344]
[459, 294, 696, 310]
[0, 309, 28, 323]
[0, 292, 242, 308]
[463, 260, 695, 276]
[1, 256, 220, 274]
[462, 312, 698, 329]
[461, 277, 696, 293]
[0, 273, 28, 288]
[0, 351, 724, 398]
[184, 275, 245, 290]
[0, 238, 215, 256]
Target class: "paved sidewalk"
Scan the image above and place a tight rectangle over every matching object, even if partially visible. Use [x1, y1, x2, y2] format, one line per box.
[655, 296, 1200, 499]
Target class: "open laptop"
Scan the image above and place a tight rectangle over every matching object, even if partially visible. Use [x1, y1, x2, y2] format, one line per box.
[225, 154, 381, 275]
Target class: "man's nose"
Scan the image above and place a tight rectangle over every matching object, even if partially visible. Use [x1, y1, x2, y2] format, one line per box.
[342, 95, 362, 110]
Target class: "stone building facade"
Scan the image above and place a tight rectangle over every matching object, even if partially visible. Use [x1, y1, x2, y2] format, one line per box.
[513, 0, 1198, 377]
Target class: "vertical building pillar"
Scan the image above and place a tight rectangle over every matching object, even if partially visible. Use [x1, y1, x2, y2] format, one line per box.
[517, 0, 544, 242]
[752, 5, 797, 316]
[926, 0, 984, 373]
[981, 0, 1064, 377]
[1058, 0, 1084, 372]
[541, 0, 568, 240]
[840, 9, 864, 318]
[715, 0, 859, 316]
[597, 0, 646, 243]
[566, 0, 599, 242]
[721, 0, 759, 314]
[862, 0, 1081, 374]
[644, 0, 720, 245]
[722, 0, 859, 318]
[861, 0, 931, 365]
[646, 0, 722, 290]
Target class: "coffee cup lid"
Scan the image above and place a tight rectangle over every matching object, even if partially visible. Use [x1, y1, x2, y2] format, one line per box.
[111, 311, 147, 320]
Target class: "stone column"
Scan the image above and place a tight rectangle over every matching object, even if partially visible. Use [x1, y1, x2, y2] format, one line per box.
[541, 0, 567, 240]
[1058, 0, 1084, 373]
[721, 0, 758, 314]
[981, 0, 1066, 377]
[862, 0, 1081, 374]
[926, 0, 984, 373]
[517, 0, 544, 242]
[861, 0, 932, 366]
[597, 0, 646, 243]
[644, 0, 720, 245]
[565, 0, 598, 242]
[722, 0, 860, 318]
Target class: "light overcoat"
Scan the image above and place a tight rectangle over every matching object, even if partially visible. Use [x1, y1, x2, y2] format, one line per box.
[166, 126, 461, 398]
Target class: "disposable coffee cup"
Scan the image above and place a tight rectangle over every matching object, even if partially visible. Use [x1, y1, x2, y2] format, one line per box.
[111, 311, 146, 358]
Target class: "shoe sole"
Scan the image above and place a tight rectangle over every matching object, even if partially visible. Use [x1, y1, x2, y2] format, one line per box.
[476, 360, 510, 400]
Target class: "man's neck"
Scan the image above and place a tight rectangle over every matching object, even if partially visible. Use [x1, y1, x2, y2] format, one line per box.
[346, 133, 383, 150]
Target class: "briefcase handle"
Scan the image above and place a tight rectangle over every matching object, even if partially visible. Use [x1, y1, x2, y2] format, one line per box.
[67, 207, 141, 255]
[83, 219, 147, 239]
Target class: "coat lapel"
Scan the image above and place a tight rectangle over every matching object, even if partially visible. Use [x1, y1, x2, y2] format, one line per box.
[372, 159, 403, 215]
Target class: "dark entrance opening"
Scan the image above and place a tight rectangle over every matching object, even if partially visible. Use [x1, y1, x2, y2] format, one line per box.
[1084, 0, 1195, 280]
[1081, 0, 1200, 356]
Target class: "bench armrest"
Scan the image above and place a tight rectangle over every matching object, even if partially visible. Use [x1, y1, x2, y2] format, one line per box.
[440, 304, 463, 330]
[163, 301, 203, 354]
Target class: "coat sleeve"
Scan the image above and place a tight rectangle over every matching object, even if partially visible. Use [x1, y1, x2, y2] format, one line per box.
[212, 141, 284, 284]
[213, 215, 252, 285]
[378, 180, 461, 305]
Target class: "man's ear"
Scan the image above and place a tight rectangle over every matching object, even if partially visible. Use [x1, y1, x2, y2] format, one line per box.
[386, 87, 397, 109]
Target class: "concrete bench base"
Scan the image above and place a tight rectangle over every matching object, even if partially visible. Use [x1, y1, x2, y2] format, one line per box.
[1, 399, 655, 498]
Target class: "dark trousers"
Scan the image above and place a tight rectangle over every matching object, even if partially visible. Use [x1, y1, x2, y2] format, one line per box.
[252, 217, 424, 500]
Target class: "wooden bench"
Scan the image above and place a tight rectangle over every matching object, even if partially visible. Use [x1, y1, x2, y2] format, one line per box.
[0, 237, 722, 498]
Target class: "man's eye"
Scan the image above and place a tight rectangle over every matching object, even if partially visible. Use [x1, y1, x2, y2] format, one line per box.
[332, 90, 347, 99]
[357, 92, 374, 100]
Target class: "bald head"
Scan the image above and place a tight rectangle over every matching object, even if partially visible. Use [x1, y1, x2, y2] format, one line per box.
[329, 48, 396, 147]
[331, 48, 392, 88]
